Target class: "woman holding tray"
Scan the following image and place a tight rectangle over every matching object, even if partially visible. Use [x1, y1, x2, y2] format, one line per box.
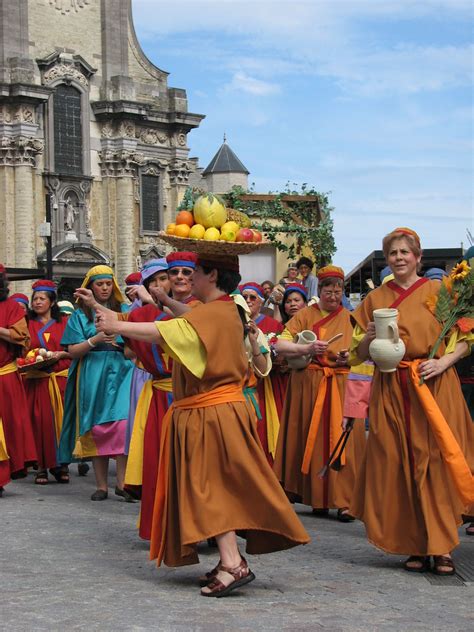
[24, 280, 71, 485]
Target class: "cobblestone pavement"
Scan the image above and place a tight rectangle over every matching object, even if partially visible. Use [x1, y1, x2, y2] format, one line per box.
[2, 467, 473, 631]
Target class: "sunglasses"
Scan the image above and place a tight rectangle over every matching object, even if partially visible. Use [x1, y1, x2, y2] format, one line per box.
[243, 293, 260, 301]
[168, 268, 193, 277]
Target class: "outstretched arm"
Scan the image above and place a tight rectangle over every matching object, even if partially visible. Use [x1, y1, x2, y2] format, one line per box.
[95, 309, 163, 344]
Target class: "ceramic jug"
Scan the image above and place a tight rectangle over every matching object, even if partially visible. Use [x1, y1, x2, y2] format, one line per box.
[369, 308, 405, 372]
[287, 330, 317, 370]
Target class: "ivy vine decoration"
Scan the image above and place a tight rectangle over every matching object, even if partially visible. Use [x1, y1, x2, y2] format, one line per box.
[223, 183, 336, 266]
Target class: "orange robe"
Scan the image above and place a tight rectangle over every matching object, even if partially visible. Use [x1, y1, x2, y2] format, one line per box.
[273, 304, 366, 509]
[350, 279, 474, 555]
[149, 296, 310, 567]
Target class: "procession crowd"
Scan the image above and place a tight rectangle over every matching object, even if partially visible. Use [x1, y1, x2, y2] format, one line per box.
[0, 226, 473, 598]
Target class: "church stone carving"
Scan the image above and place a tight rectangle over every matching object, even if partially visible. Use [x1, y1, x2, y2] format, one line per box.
[43, 64, 88, 87]
[99, 149, 147, 177]
[49, 0, 90, 15]
[0, 136, 44, 166]
[138, 128, 168, 146]
[169, 159, 192, 185]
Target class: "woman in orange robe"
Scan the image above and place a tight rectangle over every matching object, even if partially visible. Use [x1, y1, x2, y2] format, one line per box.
[274, 266, 366, 520]
[88, 253, 310, 598]
[349, 227, 474, 576]
[0, 265, 36, 496]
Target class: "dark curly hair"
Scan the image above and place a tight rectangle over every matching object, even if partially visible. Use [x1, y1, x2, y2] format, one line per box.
[28, 290, 63, 323]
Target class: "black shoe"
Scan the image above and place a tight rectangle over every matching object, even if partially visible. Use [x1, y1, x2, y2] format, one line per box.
[78, 462, 90, 476]
[115, 486, 137, 503]
[337, 509, 355, 523]
[91, 489, 108, 501]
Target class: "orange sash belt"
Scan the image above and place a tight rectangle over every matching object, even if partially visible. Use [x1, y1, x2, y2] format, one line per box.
[301, 365, 349, 475]
[150, 383, 246, 565]
[399, 360, 474, 506]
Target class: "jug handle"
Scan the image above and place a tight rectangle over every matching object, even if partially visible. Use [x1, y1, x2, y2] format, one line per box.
[388, 321, 399, 344]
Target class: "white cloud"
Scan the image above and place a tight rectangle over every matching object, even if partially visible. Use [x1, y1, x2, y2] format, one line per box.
[132, 0, 473, 97]
[221, 71, 281, 96]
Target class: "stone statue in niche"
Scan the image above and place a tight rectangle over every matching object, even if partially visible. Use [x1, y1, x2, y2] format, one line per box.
[64, 197, 78, 233]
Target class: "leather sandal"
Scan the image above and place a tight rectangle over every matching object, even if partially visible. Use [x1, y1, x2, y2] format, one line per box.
[200, 557, 255, 598]
[199, 560, 223, 587]
[337, 508, 355, 523]
[198, 556, 251, 587]
[433, 555, 455, 576]
[49, 467, 69, 484]
[35, 471, 49, 485]
[403, 556, 431, 573]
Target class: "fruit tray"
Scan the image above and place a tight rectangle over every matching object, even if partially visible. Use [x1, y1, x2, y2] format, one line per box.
[18, 357, 59, 373]
[157, 232, 269, 255]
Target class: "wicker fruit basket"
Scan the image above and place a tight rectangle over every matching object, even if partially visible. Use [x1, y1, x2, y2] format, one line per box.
[157, 231, 269, 255]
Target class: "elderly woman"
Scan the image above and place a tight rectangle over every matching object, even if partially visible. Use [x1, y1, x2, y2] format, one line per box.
[274, 266, 366, 521]
[24, 280, 71, 484]
[58, 265, 134, 501]
[349, 227, 474, 575]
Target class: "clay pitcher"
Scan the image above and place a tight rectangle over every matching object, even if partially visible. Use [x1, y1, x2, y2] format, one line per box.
[369, 308, 405, 372]
[287, 330, 317, 370]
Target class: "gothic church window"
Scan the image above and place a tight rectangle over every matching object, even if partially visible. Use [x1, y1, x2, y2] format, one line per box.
[53, 84, 83, 175]
[141, 173, 161, 233]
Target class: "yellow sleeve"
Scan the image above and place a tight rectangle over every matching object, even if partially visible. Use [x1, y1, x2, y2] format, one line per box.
[279, 327, 294, 341]
[155, 319, 206, 379]
[445, 328, 474, 356]
[349, 324, 366, 366]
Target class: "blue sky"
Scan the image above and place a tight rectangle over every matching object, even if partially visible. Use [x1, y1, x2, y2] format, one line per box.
[132, 0, 473, 274]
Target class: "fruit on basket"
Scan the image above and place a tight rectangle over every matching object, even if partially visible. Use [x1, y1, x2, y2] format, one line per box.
[165, 193, 262, 244]
[17, 347, 54, 367]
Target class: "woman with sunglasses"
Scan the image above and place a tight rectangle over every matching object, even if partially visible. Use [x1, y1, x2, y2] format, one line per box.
[274, 266, 366, 521]
[166, 251, 200, 307]
[58, 265, 134, 501]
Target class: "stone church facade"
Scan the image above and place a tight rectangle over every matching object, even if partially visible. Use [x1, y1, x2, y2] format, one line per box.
[0, 0, 204, 295]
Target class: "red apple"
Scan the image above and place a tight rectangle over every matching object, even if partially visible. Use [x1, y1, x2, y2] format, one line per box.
[17, 358, 26, 366]
[236, 228, 254, 242]
[251, 230, 263, 243]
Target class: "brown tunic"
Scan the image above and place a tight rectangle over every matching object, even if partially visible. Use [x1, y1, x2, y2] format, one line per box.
[350, 279, 474, 555]
[154, 297, 310, 567]
[273, 304, 366, 509]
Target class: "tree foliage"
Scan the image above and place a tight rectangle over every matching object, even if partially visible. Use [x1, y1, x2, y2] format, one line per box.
[223, 183, 336, 266]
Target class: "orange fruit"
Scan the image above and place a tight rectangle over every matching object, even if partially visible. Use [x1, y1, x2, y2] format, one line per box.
[176, 210, 195, 227]
[166, 223, 176, 235]
[174, 223, 191, 238]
